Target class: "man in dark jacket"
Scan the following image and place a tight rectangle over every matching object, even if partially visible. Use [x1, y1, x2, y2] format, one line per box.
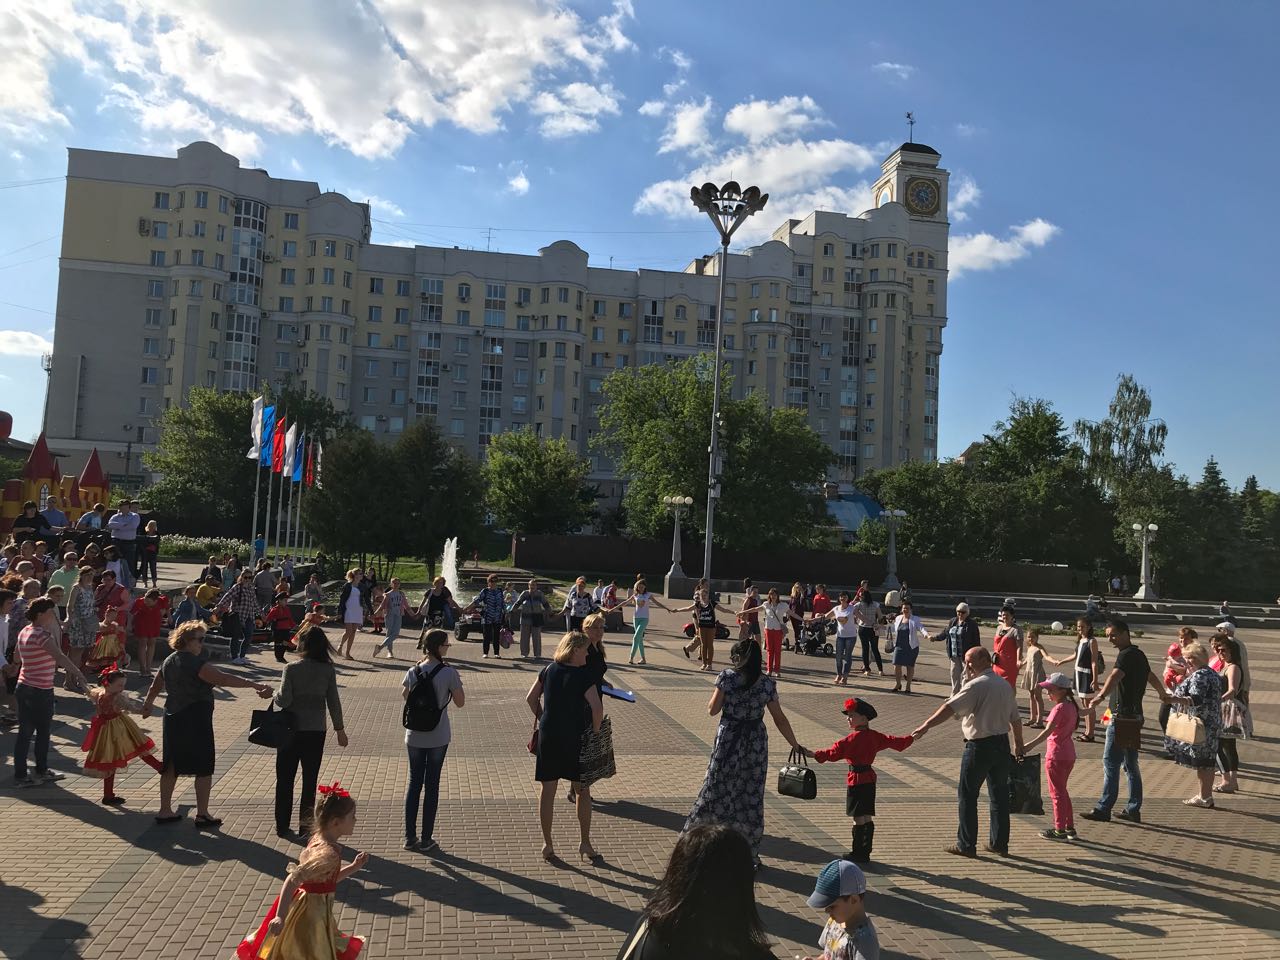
[944, 602, 982, 694]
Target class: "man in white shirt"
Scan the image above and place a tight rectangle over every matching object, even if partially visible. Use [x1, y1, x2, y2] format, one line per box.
[107, 499, 141, 587]
[912, 647, 1024, 858]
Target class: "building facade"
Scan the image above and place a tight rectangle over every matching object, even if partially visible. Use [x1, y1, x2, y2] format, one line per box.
[45, 140, 950, 501]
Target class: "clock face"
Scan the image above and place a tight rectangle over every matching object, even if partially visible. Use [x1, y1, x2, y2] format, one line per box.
[905, 178, 940, 215]
[877, 187, 891, 207]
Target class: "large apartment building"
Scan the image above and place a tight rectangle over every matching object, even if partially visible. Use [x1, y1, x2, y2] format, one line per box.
[45, 140, 950, 501]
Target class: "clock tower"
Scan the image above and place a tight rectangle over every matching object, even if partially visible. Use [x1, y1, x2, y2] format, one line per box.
[872, 142, 949, 221]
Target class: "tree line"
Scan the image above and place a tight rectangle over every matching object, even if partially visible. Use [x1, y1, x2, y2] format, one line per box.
[138, 366, 1279, 600]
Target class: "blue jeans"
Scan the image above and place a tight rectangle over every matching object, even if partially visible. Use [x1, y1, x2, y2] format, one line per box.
[1097, 716, 1142, 815]
[957, 735, 1011, 852]
[230, 614, 255, 660]
[13, 683, 56, 778]
[405, 744, 449, 843]
[835, 634, 855, 677]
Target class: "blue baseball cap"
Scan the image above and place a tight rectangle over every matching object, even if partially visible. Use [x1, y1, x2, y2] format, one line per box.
[807, 859, 867, 908]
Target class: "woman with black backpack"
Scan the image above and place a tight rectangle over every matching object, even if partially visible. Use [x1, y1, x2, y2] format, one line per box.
[402, 629, 464, 853]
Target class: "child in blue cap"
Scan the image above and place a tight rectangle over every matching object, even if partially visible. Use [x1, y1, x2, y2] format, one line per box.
[804, 858, 879, 960]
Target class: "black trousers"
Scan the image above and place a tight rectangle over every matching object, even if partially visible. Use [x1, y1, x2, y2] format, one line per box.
[482, 621, 503, 655]
[859, 627, 883, 670]
[275, 730, 326, 833]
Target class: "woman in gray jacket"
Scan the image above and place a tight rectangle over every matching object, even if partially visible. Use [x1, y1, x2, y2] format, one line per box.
[273, 625, 348, 838]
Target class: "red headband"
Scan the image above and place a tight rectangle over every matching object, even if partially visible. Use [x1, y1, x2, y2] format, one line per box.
[99, 661, 122, 681]
[317, 781, 350, 799]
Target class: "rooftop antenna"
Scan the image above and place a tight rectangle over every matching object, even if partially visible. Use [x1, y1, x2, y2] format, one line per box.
[905, 111, 916, 143]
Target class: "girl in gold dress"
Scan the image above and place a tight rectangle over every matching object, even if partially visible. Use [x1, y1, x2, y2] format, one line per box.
[238, 783, 367, 960]
[82, 665, 163, 805]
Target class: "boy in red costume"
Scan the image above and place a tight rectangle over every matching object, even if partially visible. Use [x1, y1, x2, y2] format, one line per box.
[814, 697, 914, 864]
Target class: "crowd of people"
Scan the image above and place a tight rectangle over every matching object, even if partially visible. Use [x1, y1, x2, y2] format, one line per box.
[0, 530, 1265, 960]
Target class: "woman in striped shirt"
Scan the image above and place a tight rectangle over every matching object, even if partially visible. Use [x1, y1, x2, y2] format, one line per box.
[13, 597, 88, 786]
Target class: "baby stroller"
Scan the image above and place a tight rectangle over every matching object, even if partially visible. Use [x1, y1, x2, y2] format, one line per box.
[790, 618, 833, 657]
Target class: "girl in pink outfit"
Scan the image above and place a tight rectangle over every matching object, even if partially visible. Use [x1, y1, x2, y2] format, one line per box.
[1021, 672, 1079, 841]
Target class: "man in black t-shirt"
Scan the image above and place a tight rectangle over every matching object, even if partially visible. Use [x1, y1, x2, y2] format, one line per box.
[1080, 619, 1169, 824]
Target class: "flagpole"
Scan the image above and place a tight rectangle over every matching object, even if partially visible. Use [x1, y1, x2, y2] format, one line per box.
[247, 395, 265, 556]
[294, 466, 305, 556]
[249, 460, 262, 555]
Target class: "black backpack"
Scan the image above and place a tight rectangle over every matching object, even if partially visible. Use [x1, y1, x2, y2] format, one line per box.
[402, 663, 449, 732]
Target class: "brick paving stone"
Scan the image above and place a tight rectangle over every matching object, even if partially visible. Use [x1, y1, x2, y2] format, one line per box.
[1, 609, 1278, 958]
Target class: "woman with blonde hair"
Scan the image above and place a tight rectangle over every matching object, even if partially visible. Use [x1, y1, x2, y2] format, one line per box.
[142, 621, 271, 826]
[1165, 640, 1223, 808]
[337, 568, 363, 659]
[525, 632, 604, 862]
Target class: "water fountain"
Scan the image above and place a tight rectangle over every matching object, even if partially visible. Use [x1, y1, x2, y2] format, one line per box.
[440, 536, 459, 599]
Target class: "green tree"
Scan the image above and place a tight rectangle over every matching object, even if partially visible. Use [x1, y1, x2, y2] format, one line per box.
[302, 418, 484, 575]
[1074, 374, 1167, 497]
[0, 454, 25, 487]
[594, 356, 834, 550]
[142, 386, 350, 536]
[1113, 465, 1198, 595]
[482, 428, 596, 535]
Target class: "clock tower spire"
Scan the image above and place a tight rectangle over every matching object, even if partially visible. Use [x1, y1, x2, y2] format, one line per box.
[873, 141, 949, 222]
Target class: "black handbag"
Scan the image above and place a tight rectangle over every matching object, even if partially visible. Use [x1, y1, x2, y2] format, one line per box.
[1009, 753, 1045, 815]
[248, 704, 295, 750]
[777, 748, 817, 800]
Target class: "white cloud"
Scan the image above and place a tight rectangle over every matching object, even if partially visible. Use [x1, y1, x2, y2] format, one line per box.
[637, 100, 665, 117]
[954, 122, 980, 138]
[950, 175, 981, 222]
[950, 218, 1060, 276]
[723, 95, 829, 144]
[507, 170, 530, 195]
[383, 238, 417, 248]
[635, 47, 692, 116]
[872, 61, 915, 80]
[637, 131, 879, 244]
[658, 97, 715, 157]
[530, 81, 620, 138]
[456, 164, 477, 174]
[288, 157, 303, 173]
[342, 190, 405, 218]
[0, 329, 53, 357]
[0, 0, 635, 158]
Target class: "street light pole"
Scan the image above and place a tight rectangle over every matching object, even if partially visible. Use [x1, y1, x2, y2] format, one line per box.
[662, 495, 693, 580]
[689, 181, 768, 584]
[1132, 521, 1159, 601]
[879, 508, 907, 591]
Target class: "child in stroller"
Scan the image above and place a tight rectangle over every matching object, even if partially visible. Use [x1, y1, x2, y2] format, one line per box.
[788, 617, 834, 657]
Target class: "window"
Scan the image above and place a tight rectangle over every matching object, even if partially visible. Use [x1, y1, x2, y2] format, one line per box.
[364, 332, 379, 348]
[320, 295, 334, 312]
[887, 243, 897, 258]
[189, 280, 203, 297]
[144, 308, 163, 327]
[556, 315, 568, 330]
[822, 243, 835, 257]
[866, 344, 878, 360]
[344, 243, 354, 261]
[337, 354, 348, 372]
[554, 342, 566, 359]
[150, 250, 165, 267]
[450, 390, 468, 409]
[557, 287, 569, 303]
[365, 359, 380, 376]
[865, 393, 875, 408]
[394, 334, 408, 350]
[218, 195, 229, 214]
[216, 225, 226, 243]
[323, 240, 336, 257]
[514, 367, 530, 384]
[214, 254, 224, 270]
[280, 268, 295, 285]
[453, 363, 468, 383]
[767, 334, 777, 349]
[617, 329, 631, 344]
[322, 268, 335, 285]
[865, 368, 877, 383]
[748, 360, 757, 374]
[210, 312, 220, 330]
[194, 190, 208, 209]
[152, 221, 168, 239]
[142, 337, 160, 357]
[450, 419, 465, 436]
[927, 279, 935, 294]
[868, 318, 878, 333]
[885, 293, 897, 307]
[821, 267, 834, 283]
[395, 279, 410, 297]
[278, 296, 294, 312]
[724, 335, 735, 349]
[749, 308, 760, 323]
[140, 366, 158, 384]
[863, 443, 875, 459]
[154, 192, 169, 209]
[456, 309, 470, 326]
[147, 280, 165, 298]
[454, 336, 470, 354]
[339, 327, 350, 344]
[342, 271, 352, 288]
[869, 244, 879, 258]
[769, 282, 780, 297]
[272, 351, 290, 369]
[368, 305, 382, 323]
[592, 326, 605, 342]
[370, 277, 384, 294]
[927, 255, 935, 269]
[282, 240, 296, 257]
[768, 308, 779, 323]
[362, 387, 378, 403]
[393, 307, 408, 324]
[190, 249, 204, 266]
[458, 282, 471, 301]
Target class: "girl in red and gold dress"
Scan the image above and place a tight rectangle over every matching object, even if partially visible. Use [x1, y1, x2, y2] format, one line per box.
[82, 665, 163, 805]
[85, 618, 128, 675]
[238, 783, 367, 960]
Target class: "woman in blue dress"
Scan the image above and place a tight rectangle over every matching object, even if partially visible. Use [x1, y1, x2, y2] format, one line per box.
[683, 640, 808, 869]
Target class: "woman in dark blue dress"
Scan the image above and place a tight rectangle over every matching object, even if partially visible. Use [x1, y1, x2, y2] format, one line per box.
[683, 640, 808, 870]
[526, 631, 603, 863]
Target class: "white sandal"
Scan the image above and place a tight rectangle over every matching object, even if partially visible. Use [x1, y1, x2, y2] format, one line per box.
[1182, 796, 1214, 808]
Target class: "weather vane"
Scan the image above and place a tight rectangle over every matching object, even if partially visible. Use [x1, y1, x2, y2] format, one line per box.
[906, 111, 915, 143]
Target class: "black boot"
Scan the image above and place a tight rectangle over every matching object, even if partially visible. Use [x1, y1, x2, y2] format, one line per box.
[861, 821, 876, 864]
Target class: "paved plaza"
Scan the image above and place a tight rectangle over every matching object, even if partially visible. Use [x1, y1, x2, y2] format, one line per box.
[2, 606, 1278, 960]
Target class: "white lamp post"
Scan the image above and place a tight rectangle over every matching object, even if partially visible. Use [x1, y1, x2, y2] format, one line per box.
[1132, 521, 1159, 601]
[880, 508, 907, 591]
[663, 495, 694, 580]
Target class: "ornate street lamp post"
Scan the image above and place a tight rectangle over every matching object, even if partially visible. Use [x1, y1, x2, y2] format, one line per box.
[662, 495, 694, 581]
[689, 181, 768, 583]
[1132, 522, 1159, 601]
[879, 508, 908, 591]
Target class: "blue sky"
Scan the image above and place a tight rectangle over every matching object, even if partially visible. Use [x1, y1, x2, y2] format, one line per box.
[1, 1, 1276, 487]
